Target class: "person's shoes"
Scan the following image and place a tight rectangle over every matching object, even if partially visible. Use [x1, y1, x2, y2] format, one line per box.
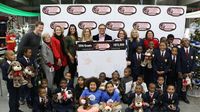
[18, 109, 24, 112]
[27, 104, 33, 109]
[183, 98, 190, 104]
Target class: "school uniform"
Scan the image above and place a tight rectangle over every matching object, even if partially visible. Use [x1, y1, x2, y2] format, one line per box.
[167, 54, 179, 86]
[143, 49, 154, 86]
[120, 76, 133, 95]
[1, 60, 20, 112]
[18, 56, 35, 107]
[155, 83, 166, 111]
[125, 93, 149, 112]
[178, 47, 197, 102]
[32, 96, 52, 112]
[74, 84, 85, 103]
[145, 91, 159, 112]
[131, 52, 144, 81]
[81, 89, 102, 105]
[153, 49, 171, 80]
[162, 93, 180, 112]
[53, 87, 74, 112]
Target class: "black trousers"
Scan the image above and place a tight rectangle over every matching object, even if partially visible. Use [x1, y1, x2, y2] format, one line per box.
[54, 66, 65, 87]
[7, 82, 20, 112]
[68, 59, 77, 79]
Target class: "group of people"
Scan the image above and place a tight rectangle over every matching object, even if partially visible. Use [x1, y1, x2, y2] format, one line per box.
[1, 21, 198, 112]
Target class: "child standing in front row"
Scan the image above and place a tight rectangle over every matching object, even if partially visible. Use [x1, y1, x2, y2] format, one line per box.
[64, 72, 74, 89]
[40, 79, 52, 98]
[99, 72, 108, 91]
[110, 70, 122, 93]
[100, 82, 122, 112]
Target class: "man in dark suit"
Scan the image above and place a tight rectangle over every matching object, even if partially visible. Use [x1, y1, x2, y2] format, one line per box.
[1, 50, 23, 112]
[178, 38, 197, 104]
[93, 24, 112, 41]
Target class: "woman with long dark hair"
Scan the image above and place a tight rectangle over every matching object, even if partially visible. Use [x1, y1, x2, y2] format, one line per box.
[51, 25, 67, 87]
[64, 24, 79, 79]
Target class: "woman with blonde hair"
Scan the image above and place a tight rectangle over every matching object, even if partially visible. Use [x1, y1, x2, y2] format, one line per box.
[81, 28, 92, 41]
[51, 25, 67, 87]
[127, 29, 144, 66]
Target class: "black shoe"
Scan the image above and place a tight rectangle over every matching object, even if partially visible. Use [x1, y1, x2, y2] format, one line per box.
[27, 104, 33, 109]
[183, 98, 190, 104]
[18, 109, 24, 112]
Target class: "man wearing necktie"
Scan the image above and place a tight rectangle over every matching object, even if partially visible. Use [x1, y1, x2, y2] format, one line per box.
[178, 38, 197, 104]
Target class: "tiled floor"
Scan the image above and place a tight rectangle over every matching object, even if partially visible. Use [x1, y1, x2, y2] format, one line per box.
[0, 72, 200, 112]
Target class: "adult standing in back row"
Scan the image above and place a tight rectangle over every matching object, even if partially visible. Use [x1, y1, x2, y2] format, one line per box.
[17, 21, 44, 60]
[93, 24, 112, 41]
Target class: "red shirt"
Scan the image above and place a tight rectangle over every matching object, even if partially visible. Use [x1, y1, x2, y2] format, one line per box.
[6, 34, 16, 51]
[144, 38, 159, 49]
[51, 36, 67, 70]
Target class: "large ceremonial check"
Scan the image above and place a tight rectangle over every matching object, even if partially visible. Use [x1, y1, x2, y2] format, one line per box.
[76, 41, 127, 78]
[40, 4, 186, 39]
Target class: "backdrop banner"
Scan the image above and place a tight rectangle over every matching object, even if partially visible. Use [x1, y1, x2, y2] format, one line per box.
[40, 4, 186, 39]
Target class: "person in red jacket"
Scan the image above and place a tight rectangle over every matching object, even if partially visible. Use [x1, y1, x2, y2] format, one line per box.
[51, 25, 67, 87]
[143, 30, 159, 50]
[6, 30, 16, 51]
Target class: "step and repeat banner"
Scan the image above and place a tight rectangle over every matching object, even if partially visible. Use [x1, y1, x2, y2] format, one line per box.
[40, 4, 186, 77]
[40, 4, 186, 39]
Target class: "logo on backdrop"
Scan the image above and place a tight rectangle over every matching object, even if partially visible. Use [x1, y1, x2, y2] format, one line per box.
[159, 22, 176, 31]
[167, 7, 184, 17]
[92, 5, 112, 15]
[118, 6, 137, 15]
[42, 6, 61, 15]
[50, 21, 69, 30]
[106, 21, 125, 31]
[67, 5, 86, 15]
[133, 22, 151, 31]
[143, 6, 161, 16]
[78, 21, 97, 30]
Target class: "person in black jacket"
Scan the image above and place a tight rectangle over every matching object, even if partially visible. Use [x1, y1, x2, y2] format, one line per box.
[52, 79, 74, 112]
[33, 87, 52, 112]
[93, 24, 112, 41]
[1, 50, 23, 112]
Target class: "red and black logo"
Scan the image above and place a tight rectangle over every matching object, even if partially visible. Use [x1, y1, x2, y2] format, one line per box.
[167, 7, 185, 17]
[78, 21, 97, 30]
[92, 5, 112, 15]
[159, 22, 176, 32]
[118, 6, 137, 15]
[67, 5, 86, 15]
[133, 22, 151, 31]
[50, 21, 69, 30]
[106, 21, 125, 31]
[143, 6, 161, 16]
[42, 6, 61, 15]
